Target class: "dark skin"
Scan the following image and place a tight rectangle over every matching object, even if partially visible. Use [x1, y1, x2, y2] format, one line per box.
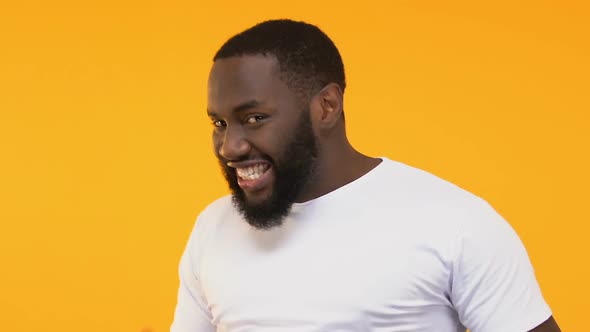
[207, 54, 560, 332]
[207, 54, 378, 204]
[530, 316, 561, 332]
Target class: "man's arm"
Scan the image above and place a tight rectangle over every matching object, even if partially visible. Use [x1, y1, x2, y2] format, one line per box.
[450, 199, 556, 332]
[529, 316, 561, 332]
[170, 219, 216, 332]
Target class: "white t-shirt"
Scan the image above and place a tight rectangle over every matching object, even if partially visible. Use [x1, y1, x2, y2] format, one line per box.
[171, 158, 552, 332]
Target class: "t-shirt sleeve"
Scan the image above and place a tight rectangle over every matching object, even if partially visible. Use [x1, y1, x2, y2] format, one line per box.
[450, 199, 552, 332]
[170, 220, 216, 332]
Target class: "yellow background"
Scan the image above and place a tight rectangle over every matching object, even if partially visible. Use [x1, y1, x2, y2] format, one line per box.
[1, 1, 587, 331]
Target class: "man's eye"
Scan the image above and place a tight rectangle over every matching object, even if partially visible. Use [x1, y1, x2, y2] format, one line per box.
[246, 115, 265, 124]
[212, 120, 226, 128]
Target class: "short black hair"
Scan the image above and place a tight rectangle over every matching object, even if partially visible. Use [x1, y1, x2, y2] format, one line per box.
[214, 19, 346, 100]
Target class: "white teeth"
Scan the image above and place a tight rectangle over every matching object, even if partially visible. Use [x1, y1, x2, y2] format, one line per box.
[236, 164, 268, 180]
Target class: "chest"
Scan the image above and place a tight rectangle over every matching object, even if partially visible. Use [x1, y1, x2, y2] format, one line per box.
[198, 216, 457, 331]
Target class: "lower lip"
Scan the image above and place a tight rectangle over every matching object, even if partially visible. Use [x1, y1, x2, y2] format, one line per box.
[237, 166, 274, 192]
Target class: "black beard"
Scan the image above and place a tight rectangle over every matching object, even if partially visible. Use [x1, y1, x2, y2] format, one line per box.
[219, 110, 318, 230]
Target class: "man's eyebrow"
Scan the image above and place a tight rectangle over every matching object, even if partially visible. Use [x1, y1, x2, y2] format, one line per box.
[207, 100, 262, 118]
[234, 100, 261, 113]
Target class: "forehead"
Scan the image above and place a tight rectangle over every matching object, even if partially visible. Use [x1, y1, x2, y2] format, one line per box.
[208, 55, 289, 113]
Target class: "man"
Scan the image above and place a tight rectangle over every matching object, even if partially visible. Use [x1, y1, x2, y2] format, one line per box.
[171, 19, 560, 332]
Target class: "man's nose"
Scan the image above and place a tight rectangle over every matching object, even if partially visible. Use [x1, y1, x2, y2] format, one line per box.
[218, 126, 251, 161]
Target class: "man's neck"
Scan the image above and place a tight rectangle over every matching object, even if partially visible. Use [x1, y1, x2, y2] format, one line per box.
[295, 144, 381, 203]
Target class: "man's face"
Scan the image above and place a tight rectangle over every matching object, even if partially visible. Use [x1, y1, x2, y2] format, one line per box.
[207, 55, 318, 229]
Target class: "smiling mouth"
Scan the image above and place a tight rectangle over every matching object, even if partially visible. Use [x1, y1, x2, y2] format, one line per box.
[236, 163, 271, 181]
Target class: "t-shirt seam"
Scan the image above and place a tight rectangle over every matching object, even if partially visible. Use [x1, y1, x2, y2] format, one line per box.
[478, 305, 552, 332]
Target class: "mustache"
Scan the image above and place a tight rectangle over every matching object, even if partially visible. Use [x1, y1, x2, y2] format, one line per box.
[217, 154, 274, 168]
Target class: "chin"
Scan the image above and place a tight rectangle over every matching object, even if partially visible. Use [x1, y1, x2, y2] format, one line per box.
[243, 190, 273, 206]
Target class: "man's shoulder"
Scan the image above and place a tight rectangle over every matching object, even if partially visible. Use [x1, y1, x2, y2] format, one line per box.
[203, 194, 233, 213]
[198, 195, 235, 223]
[380, 158, 515, 238]
[186, 195, 235, 245]
[377, 157, 482, 204]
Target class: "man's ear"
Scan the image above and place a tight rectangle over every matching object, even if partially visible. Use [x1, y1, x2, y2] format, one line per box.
[310, 83, 344, 131]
